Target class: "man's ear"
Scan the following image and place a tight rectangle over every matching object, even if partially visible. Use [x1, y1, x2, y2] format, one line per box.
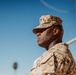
[53, 28, 59, 35]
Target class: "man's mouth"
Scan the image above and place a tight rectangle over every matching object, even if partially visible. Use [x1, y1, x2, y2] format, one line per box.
[37, 38, 40, 42]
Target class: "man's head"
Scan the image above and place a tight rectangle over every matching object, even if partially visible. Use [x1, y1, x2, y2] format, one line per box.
[33, 15, 62, 34]
[33, 15, 64, 49]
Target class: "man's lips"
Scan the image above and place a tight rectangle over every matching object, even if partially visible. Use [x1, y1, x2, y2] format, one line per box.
[37, 38, 40, 42]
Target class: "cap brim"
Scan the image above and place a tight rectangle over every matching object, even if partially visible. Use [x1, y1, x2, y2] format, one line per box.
[33, 23, 53, 34]
[33, 21, 62, 34]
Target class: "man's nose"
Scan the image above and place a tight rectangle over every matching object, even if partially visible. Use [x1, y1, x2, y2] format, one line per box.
[36, 32, 41, 36]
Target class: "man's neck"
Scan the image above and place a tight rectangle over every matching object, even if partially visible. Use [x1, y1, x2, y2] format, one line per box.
[46, 39, 62, 50]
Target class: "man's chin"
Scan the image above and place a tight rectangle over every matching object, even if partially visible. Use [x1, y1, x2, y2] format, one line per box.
[38, 43, 45, 48]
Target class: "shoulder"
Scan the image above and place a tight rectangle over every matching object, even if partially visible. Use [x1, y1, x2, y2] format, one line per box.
[53, 43, 68, 51]
[48, 43, 69, 54]
[48, 43, 75, 61]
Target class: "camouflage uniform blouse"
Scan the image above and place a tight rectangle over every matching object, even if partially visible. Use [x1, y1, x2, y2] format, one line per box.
[30, 43, 76, 75]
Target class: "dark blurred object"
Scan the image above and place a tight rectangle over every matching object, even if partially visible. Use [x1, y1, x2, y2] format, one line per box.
[13, 62, 18, 70]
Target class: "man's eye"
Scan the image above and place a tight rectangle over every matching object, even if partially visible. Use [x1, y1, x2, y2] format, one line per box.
[37, 29, 46, 33]
[41, 30, 45, 32]
[39, 30, 44, 32]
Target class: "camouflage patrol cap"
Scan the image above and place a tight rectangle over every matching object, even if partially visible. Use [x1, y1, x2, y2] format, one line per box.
[33, 15, 62, 34]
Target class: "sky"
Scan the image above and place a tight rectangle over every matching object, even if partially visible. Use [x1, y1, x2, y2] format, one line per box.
[0, 0, 76, 75]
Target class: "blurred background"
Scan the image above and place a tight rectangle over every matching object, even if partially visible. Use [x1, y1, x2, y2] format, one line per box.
[0, 0, 76, 75]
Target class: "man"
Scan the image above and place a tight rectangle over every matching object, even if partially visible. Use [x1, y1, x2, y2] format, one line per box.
[30, 15, 76, 75]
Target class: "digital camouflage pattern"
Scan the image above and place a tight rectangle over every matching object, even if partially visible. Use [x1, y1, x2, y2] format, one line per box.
[30, 43, 76, 75]
[33, 15, 62, 34]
